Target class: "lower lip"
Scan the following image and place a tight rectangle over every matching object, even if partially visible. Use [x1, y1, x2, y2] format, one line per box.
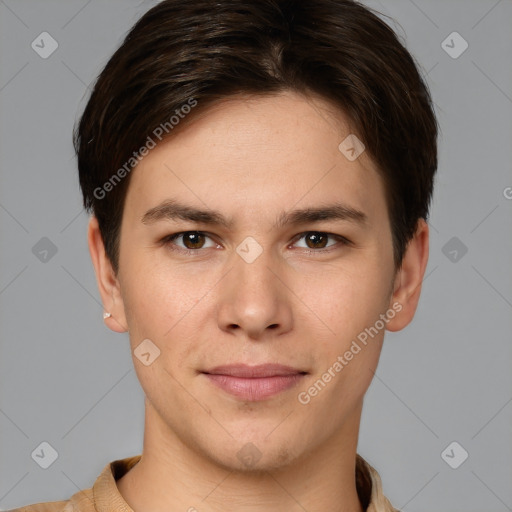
[203, 373, 305, 401]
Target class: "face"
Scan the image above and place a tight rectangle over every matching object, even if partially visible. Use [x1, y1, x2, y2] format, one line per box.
[92, 91, 421, 472]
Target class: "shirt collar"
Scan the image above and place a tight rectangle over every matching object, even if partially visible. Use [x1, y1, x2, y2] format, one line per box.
[89, 453, 397, 512]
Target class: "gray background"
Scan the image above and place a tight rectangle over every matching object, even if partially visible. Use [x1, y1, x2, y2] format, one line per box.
[1, 1, 511, 510]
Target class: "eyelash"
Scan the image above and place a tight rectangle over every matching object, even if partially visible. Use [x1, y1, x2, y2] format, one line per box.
[160, 231, 351, 255]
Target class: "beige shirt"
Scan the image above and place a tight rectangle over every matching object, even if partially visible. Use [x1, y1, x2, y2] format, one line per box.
[9, 454, 398, 512]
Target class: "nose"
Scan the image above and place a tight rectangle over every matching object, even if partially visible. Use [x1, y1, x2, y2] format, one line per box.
[215, 246, 293, 340]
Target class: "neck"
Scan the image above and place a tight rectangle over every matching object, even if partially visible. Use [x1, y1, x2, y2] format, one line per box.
[117, 400, 365, 512]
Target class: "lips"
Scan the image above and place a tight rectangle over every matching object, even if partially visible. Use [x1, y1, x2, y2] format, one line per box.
[204, 363, 306, 378]
[202, 364, 307, 401]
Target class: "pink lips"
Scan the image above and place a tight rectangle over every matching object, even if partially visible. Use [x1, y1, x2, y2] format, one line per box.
[202, 364, 306, 401]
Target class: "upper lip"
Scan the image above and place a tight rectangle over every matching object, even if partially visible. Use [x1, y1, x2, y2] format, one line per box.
[203, 364, 307, 378]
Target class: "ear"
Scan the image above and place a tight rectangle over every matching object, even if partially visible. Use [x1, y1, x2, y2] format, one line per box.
[87, 215, 128, 333]
[386, 218, 429, 332]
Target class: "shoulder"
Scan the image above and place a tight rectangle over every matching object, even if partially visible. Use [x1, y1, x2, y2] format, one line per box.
[6, 501, 69, 512]
[6, 455, 140, 512]
[7, 488, 95, 512]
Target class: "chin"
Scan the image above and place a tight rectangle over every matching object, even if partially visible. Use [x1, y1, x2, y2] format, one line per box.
[202, 432, 301, 474]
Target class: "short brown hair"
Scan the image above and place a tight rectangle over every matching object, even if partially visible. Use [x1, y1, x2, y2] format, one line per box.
[74, 0, 438, 274]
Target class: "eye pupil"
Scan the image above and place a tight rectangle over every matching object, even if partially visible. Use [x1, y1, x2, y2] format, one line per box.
[184, 232, 205, 249]
[306, 232, 328, 249]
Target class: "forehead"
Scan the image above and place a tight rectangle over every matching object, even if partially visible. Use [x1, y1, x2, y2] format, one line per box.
[122, 91, 388, 229]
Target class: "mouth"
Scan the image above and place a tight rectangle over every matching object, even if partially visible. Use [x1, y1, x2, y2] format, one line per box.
[201, 364, 308, 401]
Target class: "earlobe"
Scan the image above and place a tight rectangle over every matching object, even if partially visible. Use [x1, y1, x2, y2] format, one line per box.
[87, 216, 128, 333]
[386, 219, 430, 332]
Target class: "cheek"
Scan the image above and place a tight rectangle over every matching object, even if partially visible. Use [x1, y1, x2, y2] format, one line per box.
[120, 257, 211, 358]
[121, 252, 175, 318]
[321, 263, 392, 400]
[308, 263, 391, 340]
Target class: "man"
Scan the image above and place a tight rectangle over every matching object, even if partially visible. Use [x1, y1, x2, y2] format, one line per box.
[12, 0, 437, 510]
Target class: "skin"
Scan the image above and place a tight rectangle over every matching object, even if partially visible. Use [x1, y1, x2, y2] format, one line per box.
[88, 90, 429, 512]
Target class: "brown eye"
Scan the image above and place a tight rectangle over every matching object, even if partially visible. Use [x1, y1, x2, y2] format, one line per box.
[304, 232, 329, 249]
[292, 231, 349, 252]
[162, 231, 217, 252]
[182, 232, 206, 249]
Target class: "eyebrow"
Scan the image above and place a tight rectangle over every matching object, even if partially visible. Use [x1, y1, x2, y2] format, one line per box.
[141, 199, 368, 229]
